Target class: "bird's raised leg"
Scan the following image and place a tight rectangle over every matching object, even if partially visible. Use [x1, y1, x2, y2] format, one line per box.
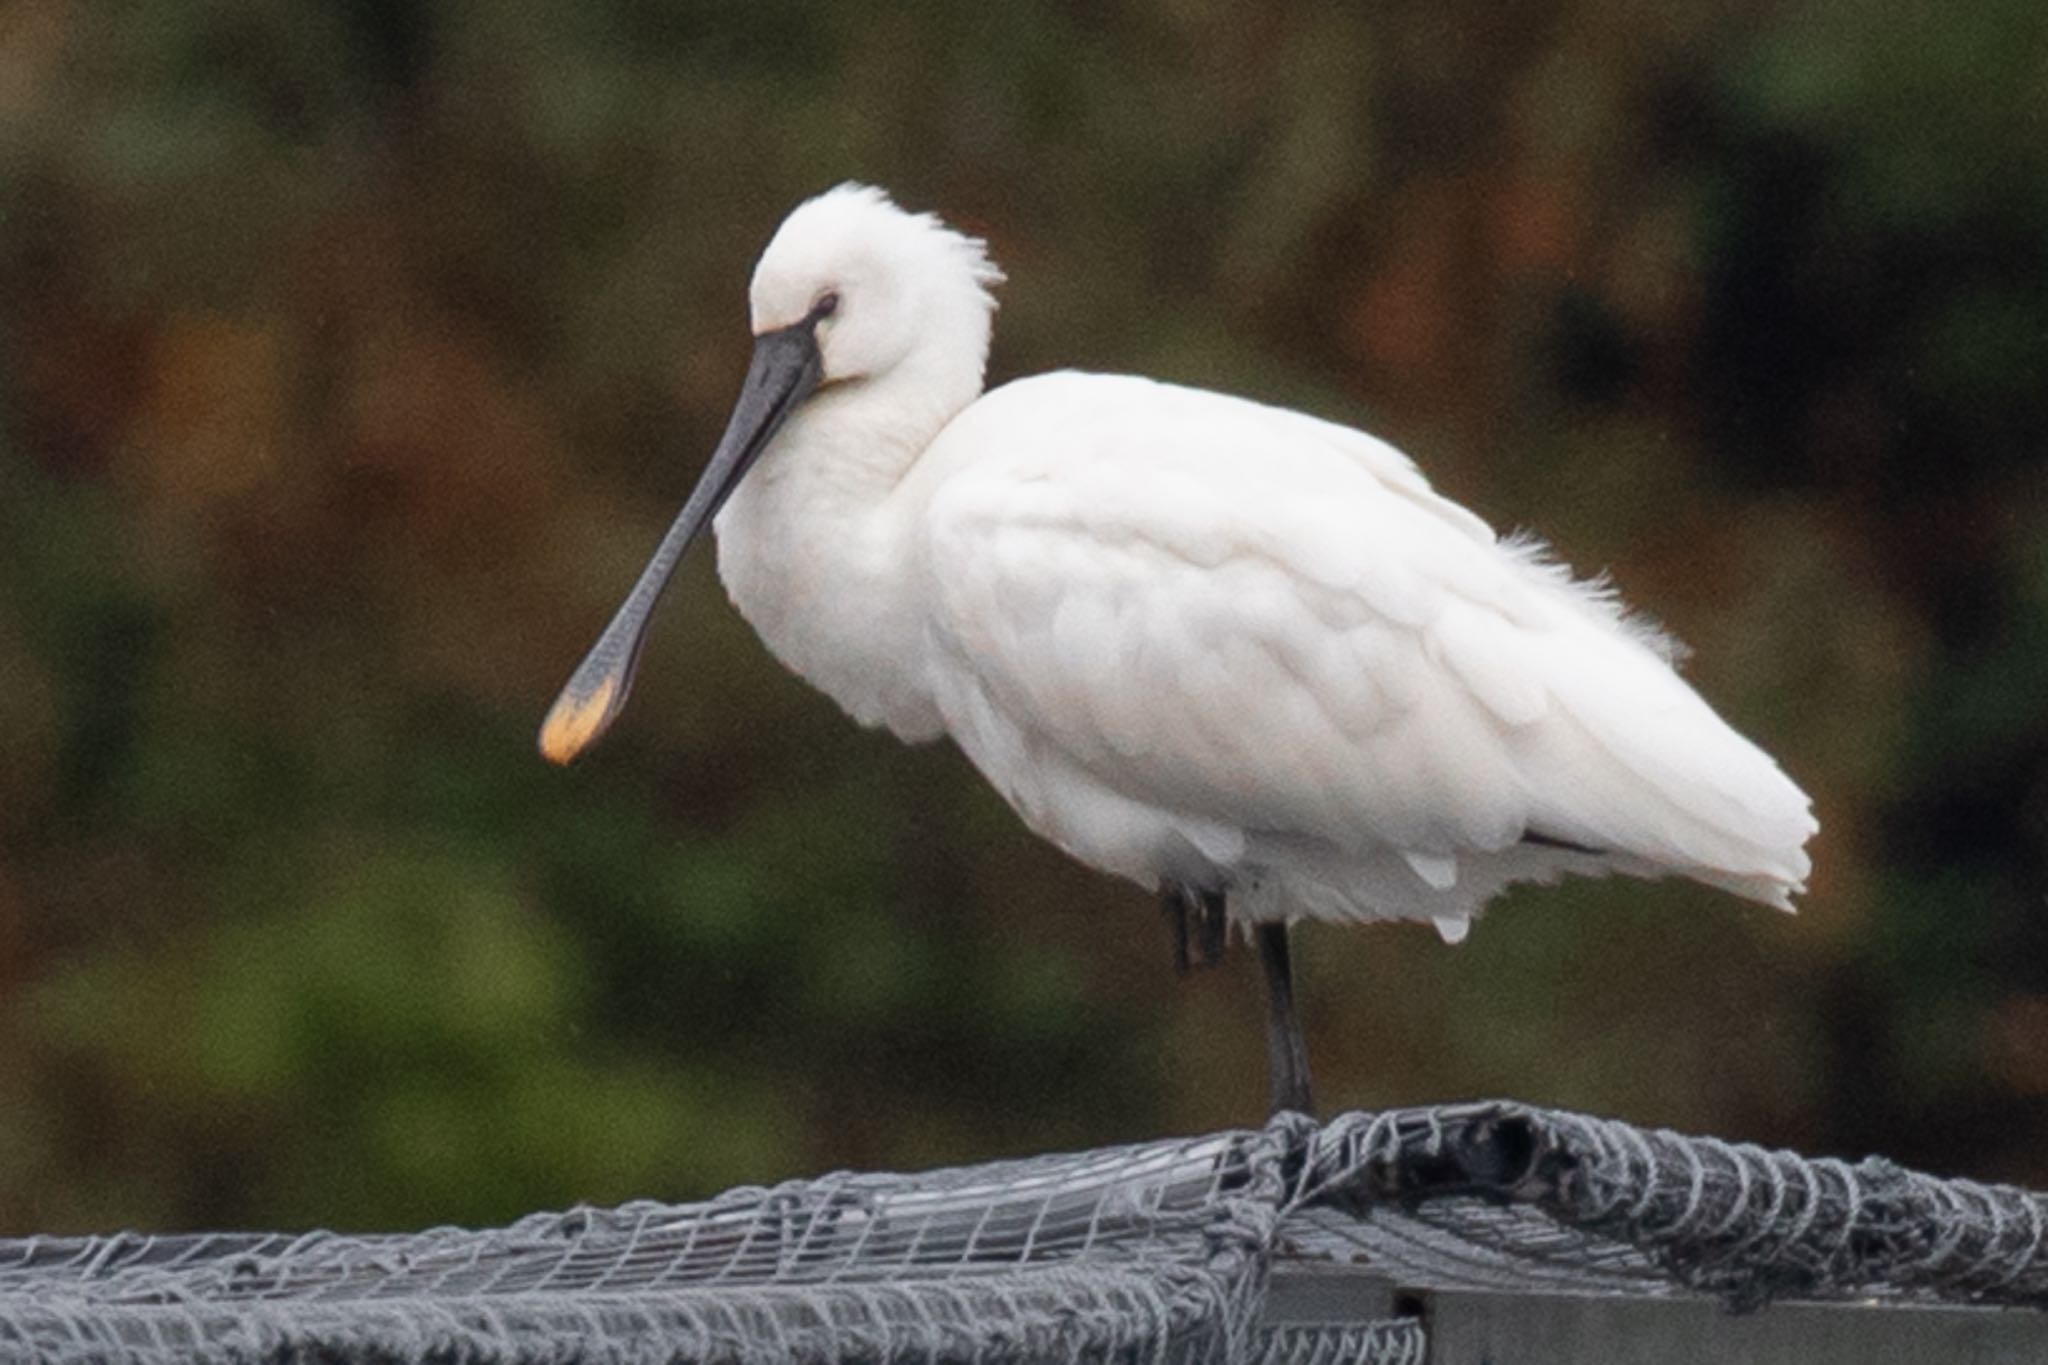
[1160, 883, 1231, 974]
[1256, 920, 1315, 1116]
[1195, 887, 1228, 968]
[1160, 885, 1192, 975]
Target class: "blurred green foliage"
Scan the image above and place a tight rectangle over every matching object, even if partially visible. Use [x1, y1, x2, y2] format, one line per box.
[2, 0, 2047, 1234]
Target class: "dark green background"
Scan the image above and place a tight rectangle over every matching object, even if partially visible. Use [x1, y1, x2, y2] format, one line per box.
[4, 1, 2047, 1234]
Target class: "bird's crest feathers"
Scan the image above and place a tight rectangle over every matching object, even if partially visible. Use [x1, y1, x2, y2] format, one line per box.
[750, 183, 1003, 333]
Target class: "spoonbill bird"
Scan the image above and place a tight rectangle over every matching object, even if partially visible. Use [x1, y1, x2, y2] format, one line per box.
[540, 184, 1816, 1116]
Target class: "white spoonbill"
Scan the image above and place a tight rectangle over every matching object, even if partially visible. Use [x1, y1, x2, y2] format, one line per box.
[540, 184, 1817, 1116]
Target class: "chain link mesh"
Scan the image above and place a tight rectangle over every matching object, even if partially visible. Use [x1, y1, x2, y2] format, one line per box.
[4, 1102, 2042, 1362]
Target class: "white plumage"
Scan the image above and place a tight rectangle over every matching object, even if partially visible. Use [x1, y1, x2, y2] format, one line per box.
[541, 184, 1817, 1109]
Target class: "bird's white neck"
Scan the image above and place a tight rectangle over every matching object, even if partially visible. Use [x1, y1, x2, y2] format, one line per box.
[711, 357, 977, 742]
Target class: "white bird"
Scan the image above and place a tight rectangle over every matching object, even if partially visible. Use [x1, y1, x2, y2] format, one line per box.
[541, 184, 1817, 1116]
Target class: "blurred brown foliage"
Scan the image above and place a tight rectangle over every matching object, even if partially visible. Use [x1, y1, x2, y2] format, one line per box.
[3, 0, 2048, 1234]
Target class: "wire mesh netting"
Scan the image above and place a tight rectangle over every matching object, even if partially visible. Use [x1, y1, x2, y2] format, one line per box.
[4, 1101, 2045, 1363]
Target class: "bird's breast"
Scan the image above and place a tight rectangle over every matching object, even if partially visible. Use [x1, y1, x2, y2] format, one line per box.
[713, 453, 946, 743]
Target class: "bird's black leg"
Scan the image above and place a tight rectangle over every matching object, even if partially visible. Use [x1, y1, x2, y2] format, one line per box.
[1161, 883, 1231, 974]
[1163, 886, 1315, 1114]
[1196, 887, 1228, 968]
[1160, 885, 1192, 976]
[1256, 920, 1315, 1116]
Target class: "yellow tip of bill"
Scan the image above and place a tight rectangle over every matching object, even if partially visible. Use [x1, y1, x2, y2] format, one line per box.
[538, 674, 620, 766]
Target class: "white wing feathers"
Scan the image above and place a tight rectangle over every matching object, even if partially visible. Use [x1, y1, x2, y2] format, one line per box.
[918, 372, 1816, 925]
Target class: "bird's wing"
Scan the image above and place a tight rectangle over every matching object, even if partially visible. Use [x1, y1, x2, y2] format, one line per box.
[918, 373, 1814, 906]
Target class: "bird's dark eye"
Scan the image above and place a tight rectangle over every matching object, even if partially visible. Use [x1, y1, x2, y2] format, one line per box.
[812, 291, 841, 321]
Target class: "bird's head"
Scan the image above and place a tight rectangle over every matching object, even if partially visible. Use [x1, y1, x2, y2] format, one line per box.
[748, 183, 1003, 389]
[537, 185, 1001, 765]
